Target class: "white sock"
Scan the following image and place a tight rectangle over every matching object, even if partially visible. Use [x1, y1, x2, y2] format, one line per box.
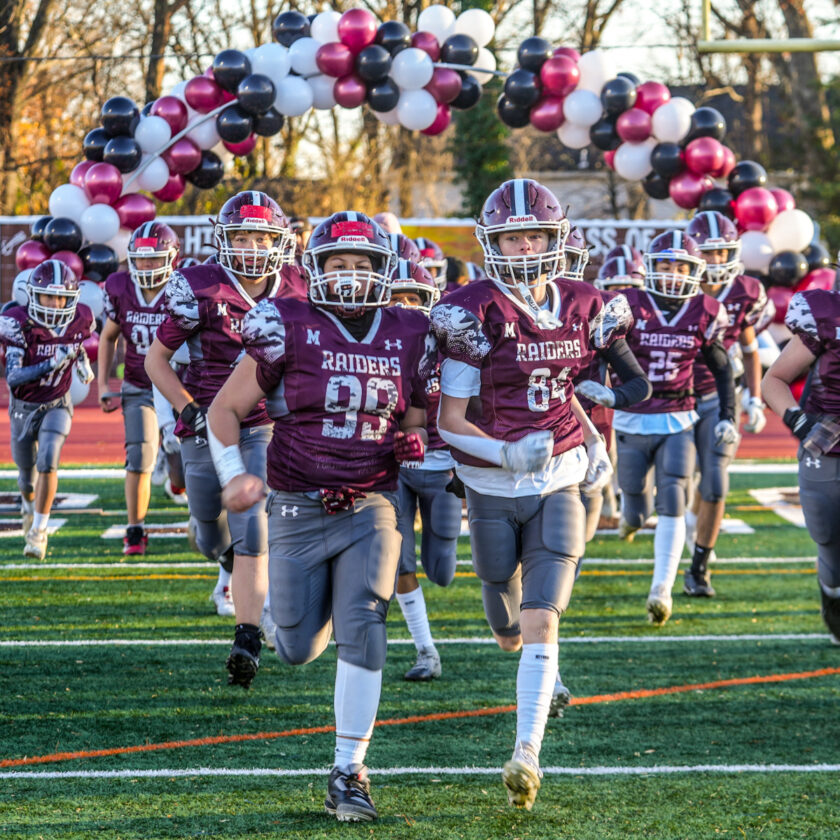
[396, 587, 435, 652]
[216, 567, 231, 589]
[652, 514, 686, 593]
[515, 642, 559, 759]
[334, 659, 382, 772]
[32, 512, 50, 532]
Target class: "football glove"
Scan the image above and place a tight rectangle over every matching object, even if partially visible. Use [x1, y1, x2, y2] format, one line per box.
[783, 407, 818, 441]
[714, 419, 739, 446]
[394, 431, 425, 464]
[50, 344, 77, 371]
[75, 351, 94, 385]
[583, 435, 612, 491]
[161, 421, 181, 454]
[179, 401, 207, 436]
[500, 430, 554, 474]
[319, 486, 367, 514]
[743, 396, 767, 434]
[575, 379, 616, 408]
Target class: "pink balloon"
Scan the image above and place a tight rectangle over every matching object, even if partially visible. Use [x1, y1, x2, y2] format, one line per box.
[616, 108, 652, 142]
[540, 56, 580, 97]
[52, 250, 85, 280]
[153, 173, 185, 203]
[16, 240, 51, 271]
[604, 150, 616, 170]
[223, 135, 257, 156]
[113, 193, 156, 229]
[316, 42, 355, 78]
[82, 332, 99, 364]
[185, 75, 225, 113]
[553, 46, 581, 63]
[411, 31, 440, 61]
[635, 81, 670, 115]
[713, 146, 736, 178]
[333, 74, 367, 109]
[338, 9, 378, 54]
[797, 267, 834, 292]
[767, 285, 793, 324]
[669, 170, 714, 209]
[770, 187, 795, 212]
[70, 160, 95, 189]
[684, 136, 725, 176]
[529, 96, 565, 132]
[425, 68, 462, 104]
[162, 138, 202, 175]
[734, 187, 778, 232]
[421, 103, 452, 137]
[83, 162, 124, 205]
[151, 96, 188, 134]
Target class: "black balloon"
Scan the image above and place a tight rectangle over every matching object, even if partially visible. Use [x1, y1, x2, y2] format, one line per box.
[650, 142, 684, 178]
[375, 20, 411, 55]
[589, 117, 621, 151]
[212, 50, 252, 94]
[83, 128, 110, 162]
[216, 104, 255, 143]
[517, 37, 552, 72]
[185, 151, 225, 189]
[101, 96, 139, 136]
[440, 34, 479, 66]
[102, 136, 142, 173]
[273, 11, 310, 47]
[728, 160, 767, 196]
[504, 68, 540, 108]
[768, 251, 809, 287]
[451, 73, 481, 110]
[44, 217, 83, 253]
[237, 74, 276, 115]
[253, 107, 284, 137]
[803, 242, 831, 273]
[30, 216, 52, 243]
[366, 77, 400, 112]
[356, 44, 391, 82]
[643, 172, 671, 200]
[698, 187, 735, 219]
[79, 243, 119, 283]
[686, 106, 726, 143]
[497, 94, 531, 128]
[617, 71, 641, 85]
[601, 77, 637, 115]
[141, 101, 155, 118]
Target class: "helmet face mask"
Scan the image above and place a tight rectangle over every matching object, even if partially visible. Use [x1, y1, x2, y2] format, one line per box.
[27, 260, 80, 329]
[127, 222, 180, 289]
[388, 259, 440, 315]
[686, 211, 742, 289]
[564, 227, 589, 282]
[595, 256, 644, 291]
[643, 231, 706, 300]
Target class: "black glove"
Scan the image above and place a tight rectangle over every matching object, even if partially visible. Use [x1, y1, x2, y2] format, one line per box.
[179, 401, 207, 436]
[445, 473, 466, 499]
[783, 407, 818, 441]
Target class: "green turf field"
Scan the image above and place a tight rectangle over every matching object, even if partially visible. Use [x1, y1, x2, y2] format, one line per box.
[1, 468, 838, 839]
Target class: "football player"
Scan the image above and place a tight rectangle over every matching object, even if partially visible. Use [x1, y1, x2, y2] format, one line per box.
[762, 288, 840, 643]
[145, 191, 301, 681]
[0, 260, 94, 559]
[207, 212, 434, 822]
[682, 211, 768, 596]
[387, 232, 422, 264]
[432, 179, 638, 811]
[415, 236, 448, 292]
[594, 255, 645, 292]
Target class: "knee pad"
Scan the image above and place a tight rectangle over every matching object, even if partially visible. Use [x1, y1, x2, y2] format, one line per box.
[194, 513, 231, 562]
[274, 622, 333, 666]
[655, 473, 689, 517]
[337, 614, 389, 671]
[228, 501, 268, 557]
[125, 439, 157, 474]
[468, 514, 519, 584]
[35, 430, 66, 474]
[698, 456, 729, 503]
[622, 493, 650, 529]
[420, 491, 461, 586]
[482, 575, 522, 637]
[17, 472, 34, 498]
[419, 534, 458, 586]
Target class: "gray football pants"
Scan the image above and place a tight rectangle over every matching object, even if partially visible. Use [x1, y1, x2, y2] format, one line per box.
[120, 383, 158, 474]
[9, 395, 72, 497]
[694, 394, 738, 504]
[798, 449, 840, 589]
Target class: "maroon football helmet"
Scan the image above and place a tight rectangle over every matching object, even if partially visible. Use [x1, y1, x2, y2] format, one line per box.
[564, 226, 590, 282]
[388, 232, 422, 264]
[27, 259, 80, 328]
[605, 243, 644, 265]
[303, 211, 395, 314]
[389, 259, 440, 314]
[643, 230, 706, 299]
[127, 222, 180, 289]
[686, 210, 742, 288]
[414, 237, 448, 291]
[476, 178, 570, 288]
[176, 256, 200, 270]
[595, 256, 645, 291]
[465, 261, 487, 282]
[213, 191, 295, 277]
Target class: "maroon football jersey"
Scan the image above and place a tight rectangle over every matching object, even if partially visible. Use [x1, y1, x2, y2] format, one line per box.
[617, 288, 728, 414]
[693, 274, 767, 396]
[243, 299, 435, 492]
[424, 355, 447, 452]
[431, 278, 631, 467]
[103, 271, 167, 390]
[277, 263, 309, 301]
[0, 303, 93, 403]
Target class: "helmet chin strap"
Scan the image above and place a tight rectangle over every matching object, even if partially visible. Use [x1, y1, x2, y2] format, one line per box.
[514, 280, 563, 329]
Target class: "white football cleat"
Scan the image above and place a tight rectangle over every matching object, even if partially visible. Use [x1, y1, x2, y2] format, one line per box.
[211, 584, 235, 617]
[151, 448, 167, 486]
[646, 584, 673, 626]
[23, 528, 48, 560]
[164, 479, 189, 506]
[548, 673, 572, 718]
[502, 742, 542, 810]
[260, 604, 277, 650]
[404, 647, 442, 681]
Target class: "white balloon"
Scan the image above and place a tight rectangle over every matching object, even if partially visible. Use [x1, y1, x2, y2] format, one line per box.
[651, 96, 695, 143]
[187, 116, 221, 150]
[468, 47, 496, 85]
[135, 155, 171, 193]
[417, 5, 456, 41]
[134, 116, 172, 154]
[740, 231, 775, 273]
[563, 89, 602, 127]
[244, 46, 259, 62]
[274, 75, 314, 116]
[49, 184, 90, 225]
[80, 203, 121, 245]
[251, 43, 291, 86]
[12, 269, 32, 306]
[396, 89, 438, 131]
[105, 227, 132, 262]
[70, 364, 90, 406]
[289, 37, 320, 77]
[391, 47, 435, 90]
[767, 209, 815, 253]
[310, 10, 341, 44]
[613, 139, 656, 181]
[576, 49, 613, 94]
[78, 279, 104, 319]
[374, 107, 400, 126]
[557, 121, 591, 149]
[453, 8, 495, 47]
[308, 74, 337, 110]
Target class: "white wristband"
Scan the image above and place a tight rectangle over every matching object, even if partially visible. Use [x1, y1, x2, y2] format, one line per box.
[742, 338, 759, 353]
[207, 423, 246, 487]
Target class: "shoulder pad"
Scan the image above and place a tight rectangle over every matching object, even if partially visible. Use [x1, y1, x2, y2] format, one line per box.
[591, 293, 633, 349]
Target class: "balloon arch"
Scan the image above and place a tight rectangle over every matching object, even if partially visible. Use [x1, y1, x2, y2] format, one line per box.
[14, 3, 834, 324]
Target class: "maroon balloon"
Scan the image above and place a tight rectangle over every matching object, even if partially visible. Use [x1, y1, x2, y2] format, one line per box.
[16, 240, 51, 271]
[713, 145, 736, 179]
[333, 74, 367, 109]
[223, 135, 257, 156]
[83, 162, 124, 205]
[70, 160, 95, 189]
[604, 149, 616, 170]
[635, 81, 670, 116]
[767, 285, 793, 323]
[82, 331, 99, 364]
[616, 107, 652, 142]
[316, 42, 355, 78]
[185, 75, 226, 113]
[540, 56, 579, 97]
[153, 172, 186, 203]
[421, 103, 452, 137]
[734, 187, 778, 232]
[529, 96, 565, 132]
[162, 138, 202, 175]
[669, 170, 714, 209]
[411, 31, 440, 61]
[684, 136, 725, 176]
[52, 250, 85, 280]
[151, 96, 189, 134]
[553, 46, 581, 63]
[424, 68, 462, 104]
[770, 187, 795, 212]
[338, 8, 378, 54]
[113, 193, 156, 229]
[798, 267, 834, 292]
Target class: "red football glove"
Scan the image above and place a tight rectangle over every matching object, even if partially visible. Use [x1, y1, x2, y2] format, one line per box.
[319, 486, 367, 514]
[394, 431, 425, 464]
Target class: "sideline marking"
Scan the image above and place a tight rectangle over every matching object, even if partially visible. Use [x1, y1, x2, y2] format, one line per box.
[3, 666, 838, 768]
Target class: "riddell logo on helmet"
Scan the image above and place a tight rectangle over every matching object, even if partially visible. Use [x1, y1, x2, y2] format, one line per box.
[337, 235, 369, 244]
[331, 221, 374, 239]
[508, 215, 538, 224]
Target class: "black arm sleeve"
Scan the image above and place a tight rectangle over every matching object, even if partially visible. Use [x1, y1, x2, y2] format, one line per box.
[600, 338, 652, 409]
[700, 340, 736, 421]
[5, 347, 52, 388]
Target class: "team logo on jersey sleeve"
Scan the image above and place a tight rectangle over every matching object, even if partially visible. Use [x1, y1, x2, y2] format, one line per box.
[242, 300, 286, 365]
[785, 292, 819, 340]
[165, 271, 200, 330]
[430, 304, 491, 362]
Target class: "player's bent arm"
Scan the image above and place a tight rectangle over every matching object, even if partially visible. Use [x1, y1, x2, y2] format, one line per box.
[145, 337, 193, 413]
[739, 324, 761, 400]
[399, 405, 428, 444]
[701, 340, 736, 421]
[97, 318, 122, 412]
[4, 347, 53, 388]
[761, 335, 816, 418]
[437, 393, 505, 465]
[600, 338, 652, 407]
[570, 395, 602, 444]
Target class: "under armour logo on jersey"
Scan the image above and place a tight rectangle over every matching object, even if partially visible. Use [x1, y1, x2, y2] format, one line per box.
[572, 323, 582, 331]
[306, 329, 320, 345]
[217, 302, 228, 317]
[385, 339, 402, 350]
[504, 322, 516, 339]
[805, 455, 822, 469]
[636, 319, 647, 331]
[280, 505, 299, 517]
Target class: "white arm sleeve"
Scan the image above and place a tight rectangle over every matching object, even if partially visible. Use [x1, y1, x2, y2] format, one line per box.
[436, 424, 505, 466]
[440, 358, 481, 398]
[207, 421, 246, 487]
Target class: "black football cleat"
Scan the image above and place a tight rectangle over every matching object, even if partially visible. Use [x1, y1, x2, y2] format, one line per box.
[819, 587, 840, 645]
[225, 624, 261, 689]
[683, 568, 716, 598]
[324, 765, 378, 822]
